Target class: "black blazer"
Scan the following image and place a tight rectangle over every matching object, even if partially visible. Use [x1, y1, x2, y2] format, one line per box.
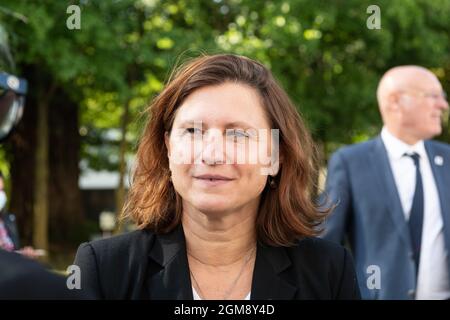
[74, 224, 360, 300]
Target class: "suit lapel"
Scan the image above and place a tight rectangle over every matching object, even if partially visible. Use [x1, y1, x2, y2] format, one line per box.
[369, 137, 412, 248]
[146, 224, 193, 300]
[424, 141, 450, 255]
[250, 243, 297, 300]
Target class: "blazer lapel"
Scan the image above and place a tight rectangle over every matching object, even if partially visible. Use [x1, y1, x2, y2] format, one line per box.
[369, 137, 412, 248]
[251, 243, 297, 300]
[424, 141, 450, 255]
[146, 225, 298, 300]
[146, 224, 193, 300]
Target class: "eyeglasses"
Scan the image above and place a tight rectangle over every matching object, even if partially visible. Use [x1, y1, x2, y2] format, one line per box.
[400, 89, 448, 102]
[0, 72, 28, 142]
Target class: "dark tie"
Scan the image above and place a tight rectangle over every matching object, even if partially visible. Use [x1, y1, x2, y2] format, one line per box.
[405, 152, 424, 274]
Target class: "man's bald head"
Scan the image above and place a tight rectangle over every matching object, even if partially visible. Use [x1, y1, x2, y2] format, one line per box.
[376, 65, 448, 145]
[377, 66, 438, 111]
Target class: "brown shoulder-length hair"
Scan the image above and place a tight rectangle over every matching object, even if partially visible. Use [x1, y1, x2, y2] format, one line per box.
[122, 53, 328, 246]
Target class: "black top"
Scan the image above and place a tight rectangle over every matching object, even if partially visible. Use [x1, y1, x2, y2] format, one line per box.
[0, 250, 86, 299]
[74, 224, 360, 300]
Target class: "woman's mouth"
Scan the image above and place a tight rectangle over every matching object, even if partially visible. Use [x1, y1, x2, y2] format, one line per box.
[193, 174, 234, 186]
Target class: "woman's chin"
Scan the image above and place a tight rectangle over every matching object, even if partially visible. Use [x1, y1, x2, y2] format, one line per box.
[191, 199, 234, 215]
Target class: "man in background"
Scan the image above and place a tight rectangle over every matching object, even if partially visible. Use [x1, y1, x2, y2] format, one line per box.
[322, 66, 450, 299]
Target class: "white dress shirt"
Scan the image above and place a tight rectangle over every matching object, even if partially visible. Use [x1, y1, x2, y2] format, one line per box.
[381, 127, 450, 299]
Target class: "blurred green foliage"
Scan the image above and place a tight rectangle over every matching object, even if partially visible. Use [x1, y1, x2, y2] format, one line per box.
[1, 0, 449, 169]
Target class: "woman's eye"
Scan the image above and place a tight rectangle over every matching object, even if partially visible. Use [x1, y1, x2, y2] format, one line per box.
[227, 130, 249, 139]
[185, 127, 202, 134]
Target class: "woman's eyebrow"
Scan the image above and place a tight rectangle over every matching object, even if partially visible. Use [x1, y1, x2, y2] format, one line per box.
[225, 121, 256, 129]
[176, 120, 258, 130]
[176, 120, 202, 127]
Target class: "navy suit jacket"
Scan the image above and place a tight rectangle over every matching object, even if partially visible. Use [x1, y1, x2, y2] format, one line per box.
[321, 136, 450, 299]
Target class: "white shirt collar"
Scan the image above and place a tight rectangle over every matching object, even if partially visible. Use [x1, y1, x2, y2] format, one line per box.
[381, 127, 427, 161]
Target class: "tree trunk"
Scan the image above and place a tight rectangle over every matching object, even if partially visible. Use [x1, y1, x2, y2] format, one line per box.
[115, 98, 130, 232]
[8, 67, 38, 245]
[9, 66, 82, 254]
[33, 97, 49, 255]
[48, 88, 83, 245]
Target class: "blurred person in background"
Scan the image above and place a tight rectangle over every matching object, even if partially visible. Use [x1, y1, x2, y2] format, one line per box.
[0, 171, 44, 259]
[322, 66, 450, 299]
[0, 22, 85, 299]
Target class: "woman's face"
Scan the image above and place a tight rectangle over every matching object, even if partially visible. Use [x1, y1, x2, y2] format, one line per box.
[166, 82, 277, 217]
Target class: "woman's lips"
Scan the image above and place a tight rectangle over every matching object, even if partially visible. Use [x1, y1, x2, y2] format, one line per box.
[193, 177, 234, 187]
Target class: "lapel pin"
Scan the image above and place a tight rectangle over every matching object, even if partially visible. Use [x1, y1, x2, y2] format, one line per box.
[434, 155, 444, 166]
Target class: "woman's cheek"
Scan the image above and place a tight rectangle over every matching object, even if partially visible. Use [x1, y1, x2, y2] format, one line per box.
[170, 138, 195, 165]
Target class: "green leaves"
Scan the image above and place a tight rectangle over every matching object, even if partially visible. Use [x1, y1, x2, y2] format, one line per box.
[1, 0, 448, 167]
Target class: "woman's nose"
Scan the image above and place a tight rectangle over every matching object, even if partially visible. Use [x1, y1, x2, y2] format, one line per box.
[201, 130, 226, 165]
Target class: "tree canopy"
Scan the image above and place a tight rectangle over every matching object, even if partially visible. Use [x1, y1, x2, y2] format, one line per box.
[0, 0, 448, 254]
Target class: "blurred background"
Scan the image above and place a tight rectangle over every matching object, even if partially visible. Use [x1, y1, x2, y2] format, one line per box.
[0, 0, 448, 270]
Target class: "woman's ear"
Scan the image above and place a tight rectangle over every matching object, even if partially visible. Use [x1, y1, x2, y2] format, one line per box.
[268, 155, 281, 176]
[273, 150, 283, 175]
[164, 131, 171, 157]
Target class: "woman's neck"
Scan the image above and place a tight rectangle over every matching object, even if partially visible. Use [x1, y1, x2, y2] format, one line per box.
[182, 205, 257, 267]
